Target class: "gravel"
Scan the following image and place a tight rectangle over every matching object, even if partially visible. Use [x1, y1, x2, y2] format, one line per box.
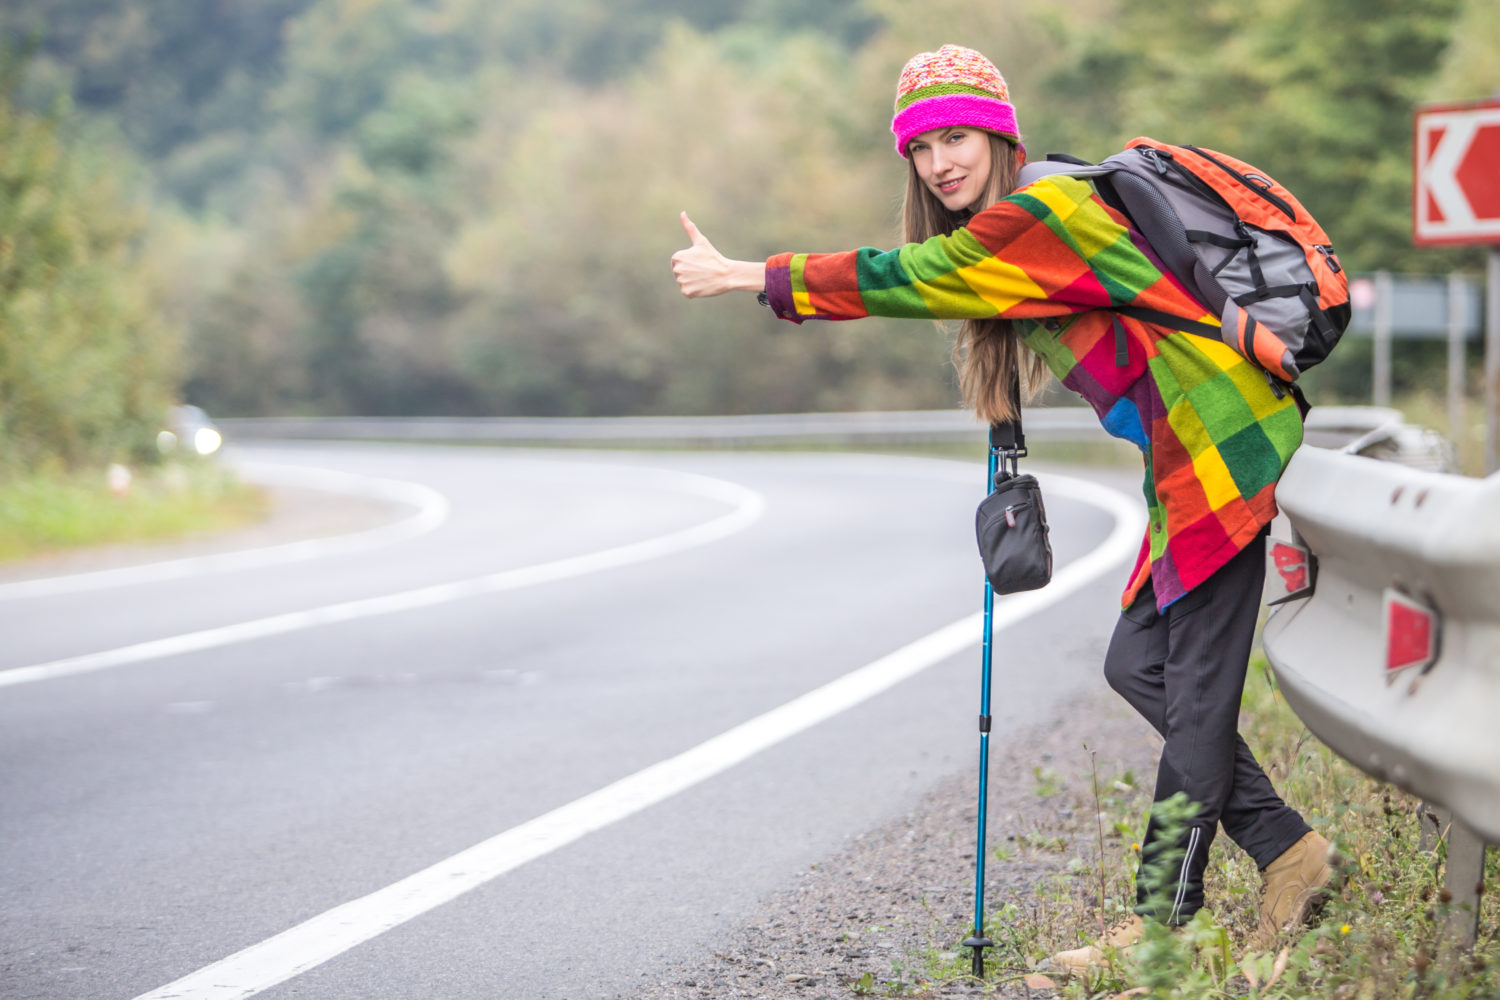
[624, 689, 1164, 1000]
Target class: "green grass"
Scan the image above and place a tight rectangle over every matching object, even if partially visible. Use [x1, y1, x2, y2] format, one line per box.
[893, 656, 1499, 998]
[0, 460, 268, 563]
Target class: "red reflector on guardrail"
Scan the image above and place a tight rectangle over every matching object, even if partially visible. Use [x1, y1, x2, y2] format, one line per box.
[1266, 538, 1315, 605]
[1384, 589, 1440, 676]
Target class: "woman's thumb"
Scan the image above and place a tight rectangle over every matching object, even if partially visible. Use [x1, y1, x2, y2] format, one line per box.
[680, 211, 708, 246]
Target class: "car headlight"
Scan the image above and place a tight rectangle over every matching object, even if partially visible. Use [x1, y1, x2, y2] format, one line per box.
[193, 427, 223, 455]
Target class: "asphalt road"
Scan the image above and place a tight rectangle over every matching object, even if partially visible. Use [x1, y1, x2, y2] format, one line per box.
[0, 443, 1143, 1000]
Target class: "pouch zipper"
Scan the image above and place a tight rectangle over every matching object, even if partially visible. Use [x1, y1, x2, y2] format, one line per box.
[987, 499, 1031, 529]
[1004, 499, 1036, 522]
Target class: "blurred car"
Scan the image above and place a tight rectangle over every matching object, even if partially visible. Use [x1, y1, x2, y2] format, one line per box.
[158, 404, 223, 457]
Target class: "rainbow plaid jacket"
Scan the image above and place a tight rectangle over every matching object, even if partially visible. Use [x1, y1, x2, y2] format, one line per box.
[763, 176, 1303, 610]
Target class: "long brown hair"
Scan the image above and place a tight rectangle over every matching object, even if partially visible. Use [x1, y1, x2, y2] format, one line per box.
[902, 132, 1049, 424]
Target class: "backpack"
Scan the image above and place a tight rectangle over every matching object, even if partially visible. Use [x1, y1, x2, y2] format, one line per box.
[1018, 137, 1350, 388]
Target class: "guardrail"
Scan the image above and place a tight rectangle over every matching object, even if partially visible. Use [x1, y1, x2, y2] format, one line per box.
[217, 405, 1413, 451]
[1263, 433, 1494, 943]
[218, 409, 1089, 446]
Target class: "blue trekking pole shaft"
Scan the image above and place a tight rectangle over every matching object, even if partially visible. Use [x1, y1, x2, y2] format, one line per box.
[963, 440, 1000, 978]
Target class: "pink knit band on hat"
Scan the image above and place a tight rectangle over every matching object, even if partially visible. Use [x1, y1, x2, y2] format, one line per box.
[891, 94, 1020, 156]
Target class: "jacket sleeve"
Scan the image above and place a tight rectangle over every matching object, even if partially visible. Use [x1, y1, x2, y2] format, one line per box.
[763, 177, 1197, 325]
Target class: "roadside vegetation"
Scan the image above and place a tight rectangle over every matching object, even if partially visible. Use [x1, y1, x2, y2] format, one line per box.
[0, 58, 266, 563]
[874, 655, 1499, 998]
[0, 459, 266, 563]
[0, 53, 177, 475]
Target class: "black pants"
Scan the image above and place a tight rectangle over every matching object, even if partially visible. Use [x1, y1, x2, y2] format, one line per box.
[1102, 531, 1310, 924]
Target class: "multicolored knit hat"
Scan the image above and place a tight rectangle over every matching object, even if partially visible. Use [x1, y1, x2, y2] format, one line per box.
[890, 45, 1021, 158]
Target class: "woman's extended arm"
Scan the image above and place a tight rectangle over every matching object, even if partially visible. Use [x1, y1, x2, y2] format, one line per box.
[672, 179, 1209, 331]
[762, 178, 1208, 328]
[671, 212, 764, 298]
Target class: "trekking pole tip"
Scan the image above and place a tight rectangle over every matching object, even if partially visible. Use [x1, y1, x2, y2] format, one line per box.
[961, 934, 994, 979]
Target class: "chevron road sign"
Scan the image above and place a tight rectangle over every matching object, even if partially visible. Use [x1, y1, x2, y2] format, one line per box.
[1414, 98, 1500, 247]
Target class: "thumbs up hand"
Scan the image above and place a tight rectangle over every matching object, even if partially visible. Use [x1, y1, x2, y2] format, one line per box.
[671, 212, 762, 299]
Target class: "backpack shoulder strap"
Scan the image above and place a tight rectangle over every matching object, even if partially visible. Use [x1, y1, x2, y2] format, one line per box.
[1016, 158, 1113, 189]
[1015, 155, 1139, 230]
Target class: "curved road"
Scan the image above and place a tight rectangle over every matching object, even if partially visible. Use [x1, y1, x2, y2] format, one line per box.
[0, 443, 1143, 1000]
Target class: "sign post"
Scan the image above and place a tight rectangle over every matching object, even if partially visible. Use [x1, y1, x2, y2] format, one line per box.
[1415, 97, 1500, 472]
[1448, 273, 1467, 446]
[1489, 252, 1500, 474]
[1373, 271, 1393, 407]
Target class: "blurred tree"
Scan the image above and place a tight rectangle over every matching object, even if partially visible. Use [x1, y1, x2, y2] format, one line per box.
[0, 1, 314, 161]
[1240, 0, 1464, 273]
[740, 0, 881, 49]
[1424, 0, 1500, 102]
[444, 23, 954, 417]
[0, 60, 178, 472]
[1034, 0, 1465, 273]
[293, 166, 474, 414]
[273, 0, 454, 140]
[356, 73, 475, 175]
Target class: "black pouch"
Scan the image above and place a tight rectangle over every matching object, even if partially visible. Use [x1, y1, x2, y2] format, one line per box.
[975, 471, 1052, 594]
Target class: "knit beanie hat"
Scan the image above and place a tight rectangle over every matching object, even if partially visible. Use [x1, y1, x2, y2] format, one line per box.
[890, 44, 1021, 158]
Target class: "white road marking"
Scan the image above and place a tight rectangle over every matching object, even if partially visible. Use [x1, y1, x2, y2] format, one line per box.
[131, 470, 1143, 1000]
[0, 469, 765, 690]
[0, 463, 450, 602]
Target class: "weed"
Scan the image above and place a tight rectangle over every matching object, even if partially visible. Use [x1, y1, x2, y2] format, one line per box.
[892, 655, 1500, 998]
[1020, 831, 1069, 852]
[1034, 765, 1066, 798]
[1087, 743, 1112, 939]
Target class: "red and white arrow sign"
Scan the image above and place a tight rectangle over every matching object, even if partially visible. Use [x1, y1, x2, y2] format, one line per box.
[1414, 98, 1500, 246]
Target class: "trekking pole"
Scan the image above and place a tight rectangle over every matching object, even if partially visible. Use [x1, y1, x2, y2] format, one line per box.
[962, 422, 1007, 979]
[964, 399, 1025, 981]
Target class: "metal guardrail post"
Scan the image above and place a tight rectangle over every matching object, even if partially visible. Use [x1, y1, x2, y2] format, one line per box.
[1444, 819, 1487, 949]
[1418, 804, 1488, 948]
[1373, 270, 1393, 408]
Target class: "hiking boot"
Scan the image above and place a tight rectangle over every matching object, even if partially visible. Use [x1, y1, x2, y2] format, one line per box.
[1046, 914, 1146, 977]
[1258, 831, 1335, 939]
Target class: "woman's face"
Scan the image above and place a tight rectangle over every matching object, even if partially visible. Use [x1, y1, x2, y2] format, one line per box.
[908, 127, 992, 212]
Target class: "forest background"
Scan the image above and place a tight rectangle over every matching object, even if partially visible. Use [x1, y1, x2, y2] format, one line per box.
[2, 0, 1498, 476]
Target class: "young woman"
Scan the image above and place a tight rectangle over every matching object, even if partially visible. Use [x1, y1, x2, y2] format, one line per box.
[670, 44, 1334, 971]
